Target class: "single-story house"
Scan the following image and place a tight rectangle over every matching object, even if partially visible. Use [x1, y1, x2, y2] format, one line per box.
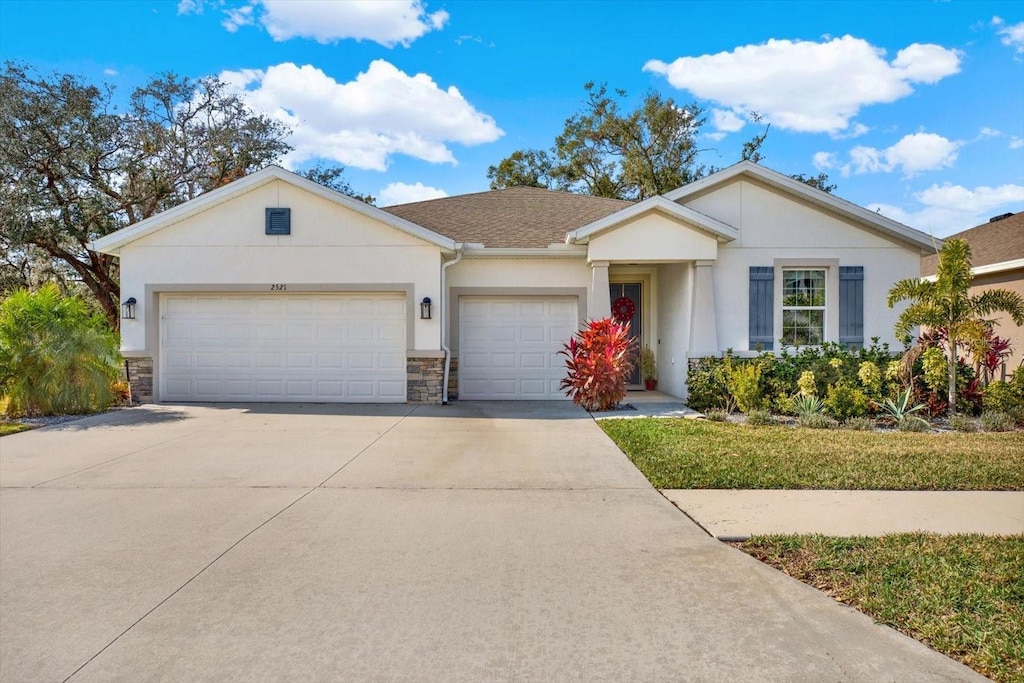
[91, 161, 936, 405]
[921, 211, 1024, 377]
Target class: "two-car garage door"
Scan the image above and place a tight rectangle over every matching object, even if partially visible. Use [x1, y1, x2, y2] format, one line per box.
[459, 296, 577, 400]
[160, 293, 406, 402]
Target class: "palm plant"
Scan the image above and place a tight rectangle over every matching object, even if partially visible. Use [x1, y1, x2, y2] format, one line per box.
[0, 284, 120, 416]
[888, 239, 1024, 414]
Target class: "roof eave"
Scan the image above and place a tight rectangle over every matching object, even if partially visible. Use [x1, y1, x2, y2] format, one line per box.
[90, 165, 457, 254]
[664, 161, 938, 253]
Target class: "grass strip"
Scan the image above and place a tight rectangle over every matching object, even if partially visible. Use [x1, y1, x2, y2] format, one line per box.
[0, 422, 33, 437]
[738, 534, 1024, 682]
[601, 418, 1024, 490]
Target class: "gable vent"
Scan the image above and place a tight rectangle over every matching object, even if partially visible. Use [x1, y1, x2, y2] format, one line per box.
[265, 208, 291, 235]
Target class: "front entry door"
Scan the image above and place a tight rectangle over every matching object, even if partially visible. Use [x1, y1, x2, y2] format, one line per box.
[609, 282, 641, 386]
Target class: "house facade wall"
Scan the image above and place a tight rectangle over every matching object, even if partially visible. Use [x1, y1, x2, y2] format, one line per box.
[681, 178, 917, 352]
[118, 180, 444, 357]
[972, 268, 1024, 377]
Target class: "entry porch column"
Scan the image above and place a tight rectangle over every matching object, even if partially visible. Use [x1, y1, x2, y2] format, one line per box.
[590, 260, 611, 319]
[689, 259, 719, 355]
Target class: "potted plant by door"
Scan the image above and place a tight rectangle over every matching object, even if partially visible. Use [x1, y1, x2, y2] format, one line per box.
[640, 348, 657, 391]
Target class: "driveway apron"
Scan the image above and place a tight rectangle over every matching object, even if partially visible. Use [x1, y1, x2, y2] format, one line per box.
[0, 402, 983, 682]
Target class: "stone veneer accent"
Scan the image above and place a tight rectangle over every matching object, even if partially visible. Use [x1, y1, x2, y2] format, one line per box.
[406, 355, 445, 404]
[446, 357, 458, 401]
[125, 356, 154, 404]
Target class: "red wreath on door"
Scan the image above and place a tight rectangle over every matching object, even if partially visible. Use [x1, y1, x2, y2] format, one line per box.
[612, 296, 635, 323]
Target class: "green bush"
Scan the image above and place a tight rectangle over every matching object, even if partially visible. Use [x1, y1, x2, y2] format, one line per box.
[823, 384, 871, 422]
[686, 356, 729, 411]
[921, 347, 948, 395]
[745, 409, 772, 426]
[898, 416, 931, 432]
[948, 414, 976, 432]
[984, 381, 1024, 415]
[980, 411, 1016, 433]
[842, 416, 875, 431]
[798, 413, 837, 429]
[793, 393, 824, 418]
[0, 285, 120, 417]
[704, 408, 728, 422]
[726, 361, 766, 413]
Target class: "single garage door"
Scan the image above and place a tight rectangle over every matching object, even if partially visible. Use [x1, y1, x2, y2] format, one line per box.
[160, 293, 406, 402]
[459, 296, 578, 400]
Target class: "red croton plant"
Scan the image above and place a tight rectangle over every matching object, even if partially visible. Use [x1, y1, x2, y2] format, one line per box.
[559, 318, 636, 411]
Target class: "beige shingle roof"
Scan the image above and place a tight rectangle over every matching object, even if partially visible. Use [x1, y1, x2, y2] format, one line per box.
[382, 187, 634, 248]
[921, 212, 1024, 275]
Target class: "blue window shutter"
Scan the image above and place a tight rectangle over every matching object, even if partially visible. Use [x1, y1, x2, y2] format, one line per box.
[839, 266, 864, 349]
[265, 208, 291, 235]
[749, 266, 774, 351]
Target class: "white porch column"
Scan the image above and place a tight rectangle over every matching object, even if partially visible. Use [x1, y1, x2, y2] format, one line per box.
[689, 260, 719, 354]
[590, 260, 611, 319]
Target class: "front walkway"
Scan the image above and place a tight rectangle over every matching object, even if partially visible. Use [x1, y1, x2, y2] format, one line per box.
[0, 402, 984, 681]
[663, 489, 1024, 540]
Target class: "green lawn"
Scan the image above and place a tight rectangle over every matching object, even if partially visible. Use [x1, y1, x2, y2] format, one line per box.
[600, 418, 1024, 490]
[739, 534, 1024, 683]
[0, 422, 32, 437]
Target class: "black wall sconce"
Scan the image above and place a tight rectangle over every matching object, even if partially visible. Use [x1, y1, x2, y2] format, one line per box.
[121, 297, 137, 320]
[420, 297, 432, 320]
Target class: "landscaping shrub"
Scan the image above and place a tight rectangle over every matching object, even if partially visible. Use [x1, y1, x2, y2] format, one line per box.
[881, 388, 926, 423]
[798, 413, 838, 429]
[726, 360, 766, 413]
[0, 284, 120, 417]
[685, 356, 729, 411]
[793, 393, 825, 418]
[842, 416, 875, 431]
[797, 370, 817, 396]
[745, 409, 772, 426]
[898, 416, 931, 432]
[823, 384, 871, 422]
[980, 411, 1016, 433]
[559, 318, 635, 411]
[984, 380, 1024, 415]
[857, 361, 881, 397]
[704, 408, 728, 422]
[948, 414, 977, 433]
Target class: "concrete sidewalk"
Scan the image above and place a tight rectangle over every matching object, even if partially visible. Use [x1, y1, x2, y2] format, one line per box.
[662, 489, 1024, 540]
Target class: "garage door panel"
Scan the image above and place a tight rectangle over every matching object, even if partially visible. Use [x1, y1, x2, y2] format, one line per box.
[459, 296, 576, 400]
[160, 293, 406, 403]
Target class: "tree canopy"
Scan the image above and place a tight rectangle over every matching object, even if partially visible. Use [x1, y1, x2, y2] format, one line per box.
[0, 63, 365, 326]
[487, 82, 834, 200]
[887, 238, 1024, 413]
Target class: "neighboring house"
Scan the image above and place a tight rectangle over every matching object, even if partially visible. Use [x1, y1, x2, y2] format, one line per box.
[91, 161, 936, 405]
[921, 211, 1024, 377]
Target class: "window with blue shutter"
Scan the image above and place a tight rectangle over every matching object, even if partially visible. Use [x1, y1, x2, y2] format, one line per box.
[839, 266, 864, 349]
[265, 208, 291, 235]
[749, 266, 774, 351]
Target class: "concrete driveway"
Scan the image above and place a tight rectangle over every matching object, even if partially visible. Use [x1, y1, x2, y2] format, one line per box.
[1, 402, 982, 682]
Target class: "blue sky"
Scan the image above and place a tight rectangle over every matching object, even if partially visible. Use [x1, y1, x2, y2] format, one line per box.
[2, 0, 1023, 237]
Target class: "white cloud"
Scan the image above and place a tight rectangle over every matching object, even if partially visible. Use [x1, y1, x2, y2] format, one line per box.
[993, 16, 1024, 54]
[643, 36, 961, 134]
[710, 108, 745, 133]
[812, 151, 838, 170]
[103, 68, 119, 77]
[870, 182, 1024, 236]
[177, 0, 202, 14]
[220, 60, 503, 171]
[1011, 136, 1024, 149]
[379, 182, 448, 206]
[849, 132, 962, 176]
[223, 5, 255, 32]
[978, 126, 1002, 138]
[831, 122, 870, 140]
[256, 0, 448, 47]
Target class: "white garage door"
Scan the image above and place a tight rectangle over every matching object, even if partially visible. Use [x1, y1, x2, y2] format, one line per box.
[160, 293, 406, 402]
[459, 296, 578, 400]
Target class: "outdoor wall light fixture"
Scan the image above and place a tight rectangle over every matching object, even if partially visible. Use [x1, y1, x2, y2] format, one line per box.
[122, 297, 137, 320]
[420, 297, 432, 320]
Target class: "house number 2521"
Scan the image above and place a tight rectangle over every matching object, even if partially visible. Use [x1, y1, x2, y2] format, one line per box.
[270, 284, 287, 291]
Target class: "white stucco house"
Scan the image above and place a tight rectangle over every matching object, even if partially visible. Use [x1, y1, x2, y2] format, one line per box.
[91, 161, 936, 405]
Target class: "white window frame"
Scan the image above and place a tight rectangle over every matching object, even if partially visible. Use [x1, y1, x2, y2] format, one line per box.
[773, 259, 839, 349]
